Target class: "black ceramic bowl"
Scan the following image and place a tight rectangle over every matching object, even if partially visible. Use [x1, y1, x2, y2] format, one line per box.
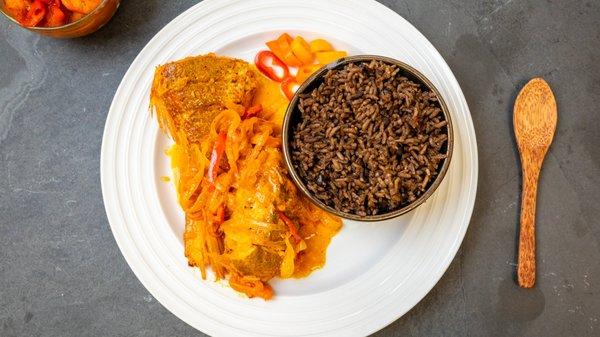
[282, 55, 454, 221]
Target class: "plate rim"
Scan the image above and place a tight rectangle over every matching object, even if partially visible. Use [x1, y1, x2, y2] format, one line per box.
[100, 0, 479, 336]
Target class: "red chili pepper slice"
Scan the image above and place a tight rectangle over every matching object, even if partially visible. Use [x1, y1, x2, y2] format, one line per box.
[242, 104, 262, 119]
[207, 131, 227, 184]
[22, 0, 47, 27]
[254, 50, 289, 82]
[277, 211, 302, 243]
[281, 76, 300, 100]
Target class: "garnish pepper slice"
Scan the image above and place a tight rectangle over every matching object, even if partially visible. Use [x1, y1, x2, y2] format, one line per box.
[309, 38, 333, 52]
[280, 50, 303, 67]
[316, 51, 348, 64]
[281, 76, 300, 100]
[266, 33, 293, 60]
[254, 50, 289, 82]
[265, 33, 303, 67]
[207, 131, 227, 183]
[296, 64, 322, 83]
[22, 0, 47, 27]
[290, 36, 314, 65]
[277, 211, 302, 243]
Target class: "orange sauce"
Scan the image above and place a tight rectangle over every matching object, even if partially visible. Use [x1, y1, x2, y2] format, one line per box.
[152, 56, 342, 299]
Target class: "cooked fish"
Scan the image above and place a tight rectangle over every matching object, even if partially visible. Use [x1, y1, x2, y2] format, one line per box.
[151, 53, 258, 143]
[150, 54, 341, 299]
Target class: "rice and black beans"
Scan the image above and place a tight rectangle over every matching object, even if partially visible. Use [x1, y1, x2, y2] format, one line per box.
[290, 60, 449, 216]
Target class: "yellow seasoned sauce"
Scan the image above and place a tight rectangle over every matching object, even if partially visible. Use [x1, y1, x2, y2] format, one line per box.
[151, 55, 341, 299]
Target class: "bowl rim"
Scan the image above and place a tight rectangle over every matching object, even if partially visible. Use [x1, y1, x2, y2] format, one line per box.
[0, 0, 111, 31]
[282, 54, 455, 222]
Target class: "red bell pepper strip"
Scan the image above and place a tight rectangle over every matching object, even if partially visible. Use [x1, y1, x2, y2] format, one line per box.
[277, 211, 302, 243]
[207, 131, 227, 183]
[254, 50, 289, 82]
[281, 76, 300, 100]
[215, 204, 225, 224]
[22, 0, 47, 27]
[242, 104, 262, 119]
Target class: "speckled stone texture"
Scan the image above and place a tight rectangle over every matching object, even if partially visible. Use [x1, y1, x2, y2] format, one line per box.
[0, 1, 599, 336]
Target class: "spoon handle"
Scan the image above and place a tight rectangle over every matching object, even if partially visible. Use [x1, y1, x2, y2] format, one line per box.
[518, 163, 540, 288]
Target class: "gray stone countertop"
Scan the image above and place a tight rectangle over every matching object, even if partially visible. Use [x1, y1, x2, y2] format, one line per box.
[1, 1, 599, 336]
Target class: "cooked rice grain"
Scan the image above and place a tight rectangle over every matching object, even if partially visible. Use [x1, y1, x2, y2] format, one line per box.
[290, 60, 448, 216]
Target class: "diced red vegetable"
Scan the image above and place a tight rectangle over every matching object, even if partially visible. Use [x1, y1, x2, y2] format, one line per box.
[21, 0, 47, 27]
[45, 2, 67, 27]
[6, 0, 99, 28]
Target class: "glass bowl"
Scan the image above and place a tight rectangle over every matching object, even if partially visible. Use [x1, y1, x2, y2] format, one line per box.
[0, 0, 120, 38]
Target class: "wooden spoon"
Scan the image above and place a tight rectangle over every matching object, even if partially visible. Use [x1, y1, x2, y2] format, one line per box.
[513, 78, 557, 288]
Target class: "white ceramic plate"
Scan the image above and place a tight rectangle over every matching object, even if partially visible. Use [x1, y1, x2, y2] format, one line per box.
[101, 0, 478, 336]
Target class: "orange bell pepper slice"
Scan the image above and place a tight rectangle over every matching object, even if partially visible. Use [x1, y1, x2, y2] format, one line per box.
[281, 50, 303, 67]
[316, 51, 348, 65]
[266, 33, 293, 62]
[266, 33, 304, 67]
[62, 0, 101, 14]
[296, 64, 322, 83]
[290, 36, 314, 65]
[309, 39, 333, 52]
